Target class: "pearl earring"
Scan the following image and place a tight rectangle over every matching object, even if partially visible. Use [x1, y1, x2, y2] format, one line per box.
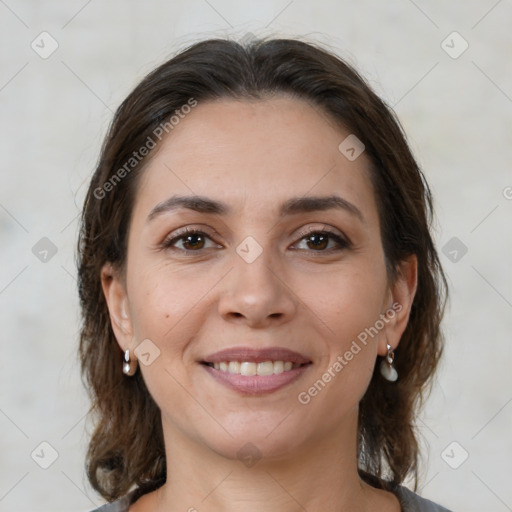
[380, 343, 398, 382]
[122, 348, 138, 376]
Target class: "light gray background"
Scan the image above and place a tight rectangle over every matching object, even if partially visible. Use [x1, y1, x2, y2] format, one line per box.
[1, 1, 511, 511]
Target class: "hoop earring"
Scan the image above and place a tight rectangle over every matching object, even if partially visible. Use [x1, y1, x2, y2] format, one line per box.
[122, 348, 138, 376]
[380, 343, 398, 382]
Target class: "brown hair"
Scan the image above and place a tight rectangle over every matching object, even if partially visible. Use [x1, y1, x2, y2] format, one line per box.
[77, 36, 448, 500]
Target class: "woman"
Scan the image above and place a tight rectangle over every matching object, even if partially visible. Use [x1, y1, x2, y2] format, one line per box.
[77, 36, 452, 511]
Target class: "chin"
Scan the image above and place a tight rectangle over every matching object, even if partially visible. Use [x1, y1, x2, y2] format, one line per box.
[199, 417, 311, 465]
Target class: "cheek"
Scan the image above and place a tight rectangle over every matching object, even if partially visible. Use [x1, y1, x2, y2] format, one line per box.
[301, 262, 389, 341]
[127, 262, 209, 341]
[296, 276, 385, 424]
[297, 264, 387, 396]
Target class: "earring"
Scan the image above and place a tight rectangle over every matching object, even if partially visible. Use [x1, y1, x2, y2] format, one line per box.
[380, 343, 398, 382]
[122, 348, 138, 376]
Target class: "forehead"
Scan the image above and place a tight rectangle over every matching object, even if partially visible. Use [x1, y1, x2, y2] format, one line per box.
[132, 96, 378, 224]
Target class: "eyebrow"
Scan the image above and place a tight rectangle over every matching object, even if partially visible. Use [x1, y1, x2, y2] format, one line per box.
[146, 194, 364, 223]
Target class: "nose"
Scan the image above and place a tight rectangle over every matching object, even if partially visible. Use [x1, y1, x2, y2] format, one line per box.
[217, 246, 297, 329]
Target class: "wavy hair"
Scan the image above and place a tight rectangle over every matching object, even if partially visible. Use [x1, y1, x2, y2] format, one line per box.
[77, 36, 448, 500]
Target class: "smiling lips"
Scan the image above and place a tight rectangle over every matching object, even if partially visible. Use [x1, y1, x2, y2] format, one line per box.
[212, 360, 297, 375]
[201, 347, 312, 395]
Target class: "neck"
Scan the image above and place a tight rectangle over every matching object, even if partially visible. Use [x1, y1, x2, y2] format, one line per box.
[150, 410, 385, 512]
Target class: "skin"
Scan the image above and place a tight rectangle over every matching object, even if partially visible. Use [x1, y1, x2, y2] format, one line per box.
[101, 96, 417, 512]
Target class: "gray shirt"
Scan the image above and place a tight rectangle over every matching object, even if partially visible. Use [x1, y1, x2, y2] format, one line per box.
[91, 485, 453, 511]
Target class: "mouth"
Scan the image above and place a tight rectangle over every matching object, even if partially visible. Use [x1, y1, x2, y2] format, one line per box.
[201, 360, 308, 375]
[200, 347, 312, 395]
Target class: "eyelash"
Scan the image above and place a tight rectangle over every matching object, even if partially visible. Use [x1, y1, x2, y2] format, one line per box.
[160, 226, 352, 255]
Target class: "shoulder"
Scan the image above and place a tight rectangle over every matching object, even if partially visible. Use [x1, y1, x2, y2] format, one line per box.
[395, 485, 453, 512]
[88, 493, 132, 512]
[89, 479, 164, 512]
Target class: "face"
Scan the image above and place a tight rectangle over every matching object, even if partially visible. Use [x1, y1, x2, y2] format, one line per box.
[102, 96, 416, 463]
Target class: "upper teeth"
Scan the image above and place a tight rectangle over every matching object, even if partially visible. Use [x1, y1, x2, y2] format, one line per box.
[213, 361, 295, 376]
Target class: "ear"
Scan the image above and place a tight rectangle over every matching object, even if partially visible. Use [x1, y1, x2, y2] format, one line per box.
[101, 262, 134, 352]
[377, 254, 418, 356]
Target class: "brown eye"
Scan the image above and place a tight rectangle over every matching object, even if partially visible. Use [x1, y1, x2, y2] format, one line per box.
[293, 230, 350, 252]
[163, 229, 219, 252]
[305, 232, 329, 250]
[180, 233, 206, 250]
